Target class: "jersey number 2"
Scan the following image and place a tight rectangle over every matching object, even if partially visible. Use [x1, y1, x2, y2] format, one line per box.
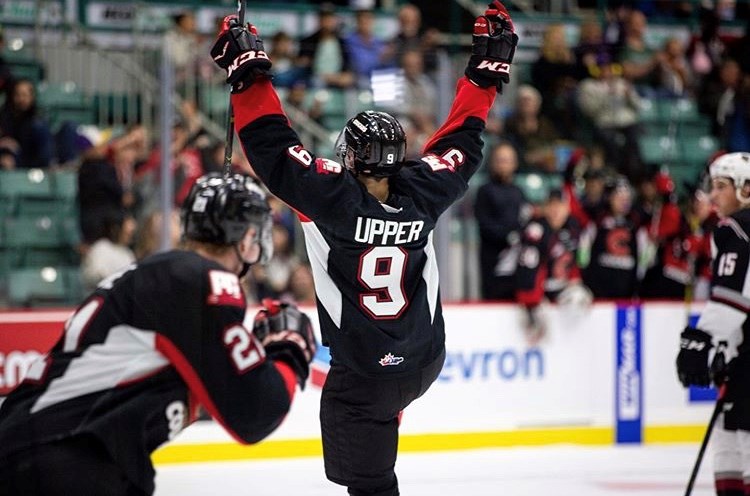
[358, 246, 408, 319]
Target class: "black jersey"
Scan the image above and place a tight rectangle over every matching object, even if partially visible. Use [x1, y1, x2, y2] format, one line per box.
[233, 78, 495, 378]
[516, 216, 581, 305]
[696, 209, 750, 351]
[0, 250, 296, 493]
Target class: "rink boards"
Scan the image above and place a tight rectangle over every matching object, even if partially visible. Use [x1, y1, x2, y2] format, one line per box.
[0, 302, 715, 463]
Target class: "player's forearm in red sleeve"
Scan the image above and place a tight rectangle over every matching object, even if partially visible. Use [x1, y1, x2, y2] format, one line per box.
[653, 202, 681, 240]
[422, 77, 496, 153]
[232, 79, 288, 130]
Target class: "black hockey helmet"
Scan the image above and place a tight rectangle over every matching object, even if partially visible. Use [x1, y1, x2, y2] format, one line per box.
[334, 110, 406, 177]
[182, 173, 273, 263]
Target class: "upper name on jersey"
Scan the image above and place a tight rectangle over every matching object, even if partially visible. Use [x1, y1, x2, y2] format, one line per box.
[207, 270, 245, 307]
[354, 217, 424, 245]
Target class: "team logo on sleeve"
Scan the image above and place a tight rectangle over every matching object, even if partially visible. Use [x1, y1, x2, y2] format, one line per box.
[420, 148, 466, 172]
[207, 270, 245, 307]
[379, 353, 404, 367]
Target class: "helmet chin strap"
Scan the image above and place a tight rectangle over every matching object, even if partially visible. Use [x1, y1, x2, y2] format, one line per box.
[233, 243, 252, 279]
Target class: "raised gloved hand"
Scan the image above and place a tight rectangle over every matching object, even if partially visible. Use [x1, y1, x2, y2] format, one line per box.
[211, 15, 272, 93]
[253, 299, 317, 389]
[676, 326, 712, 387]
[465, 1, 519, 90]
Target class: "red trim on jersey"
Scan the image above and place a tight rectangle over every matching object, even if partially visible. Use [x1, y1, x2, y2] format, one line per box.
[296, 210, 312, 223]
[71, 296, 105, 350]
[272, 361, 297, 401]
[652, 202, 681, 240]
[711, 294, 750, 313]
[564, 182, 590, 228]
[155, 334, 247, 444]
[715, 478, 743, 491]
[422, 77, 496, 153]
[232, 79, 287, 131]
[517, 264, 548, 306]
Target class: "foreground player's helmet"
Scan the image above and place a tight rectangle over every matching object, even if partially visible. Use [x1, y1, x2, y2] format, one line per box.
[182, 173, 273, 263]
[334, 110, 406, 177]
[709, 152, 750, 204]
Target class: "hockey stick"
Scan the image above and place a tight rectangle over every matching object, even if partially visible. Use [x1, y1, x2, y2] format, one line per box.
[223, 0, 247, 178]
[684, 383, 726, 496]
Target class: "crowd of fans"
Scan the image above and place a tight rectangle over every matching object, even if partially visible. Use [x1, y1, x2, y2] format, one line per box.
[0, 2, 749, 308]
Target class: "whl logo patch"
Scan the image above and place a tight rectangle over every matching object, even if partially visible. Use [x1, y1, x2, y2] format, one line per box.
[379, 353, 404, 367]
[477, 60, 510, 74]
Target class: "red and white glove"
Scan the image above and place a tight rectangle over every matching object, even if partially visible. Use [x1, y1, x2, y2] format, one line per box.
[210, 15, 272, 93]
[253, 298, 317, 389]
[465, 1, 518, 90]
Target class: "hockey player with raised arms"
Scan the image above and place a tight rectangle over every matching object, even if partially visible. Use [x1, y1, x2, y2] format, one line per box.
[676, 152, 750, 496]
[0, 173, 316, 496]
[210, 3, 518, 495]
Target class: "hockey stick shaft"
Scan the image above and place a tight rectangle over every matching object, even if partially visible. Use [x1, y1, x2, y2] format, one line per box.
[684, 384, 726, 496]
[223, 0, 247, 178]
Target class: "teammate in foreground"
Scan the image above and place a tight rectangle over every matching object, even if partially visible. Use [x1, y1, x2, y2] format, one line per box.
[211, 3, 517, 494]
[676, 152, 750, 496]
[0, 173, 316, 496]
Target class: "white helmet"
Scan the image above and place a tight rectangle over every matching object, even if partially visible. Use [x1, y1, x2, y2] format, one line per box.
[709, 152, 750, 204]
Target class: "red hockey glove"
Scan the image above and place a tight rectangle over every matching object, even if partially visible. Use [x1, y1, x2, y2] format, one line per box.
[653, 171, 675, 197]
[211, 16, 272, 93]
[253, 298, 317, 389]
[465, 1, 518, 90]
[676, 326, 712, 387]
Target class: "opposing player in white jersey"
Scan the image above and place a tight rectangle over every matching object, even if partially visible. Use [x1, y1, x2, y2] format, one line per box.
[0, 173, 316, 496]
[677, 152, 750, 496]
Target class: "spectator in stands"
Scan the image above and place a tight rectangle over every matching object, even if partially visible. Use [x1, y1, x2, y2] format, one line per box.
[656, 37, 694, 98]
[618, 10, 663, 96]
[248, 223, 300, 301]
[723, 74, 750, 152]
[0, 28, 15, 99]
[269, 31, 305, 88]
[577, 54, 645, 184]
[133, 210, 181, 261]
[574, 18, 615, 77]
[386, 3, 440, 78]
[0, 78, 52, 169]
[503, 84, 561, 174]
[344, 8, 390, 89]
[297, 3, 354, 89]
[164, 11, 201, 98]
[78, 127, 144, 245]
[699, 58, 742, 137]
[474, 142, 530, 301]
[531, 24, 584, 140]
[686, 8, 726, 89]
[80, 210, 136, 293]
[399, 48, 438, 149]
[284, 263, 316, 305]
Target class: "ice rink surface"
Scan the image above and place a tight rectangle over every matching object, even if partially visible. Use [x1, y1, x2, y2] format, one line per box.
[155, 443, 716, 495]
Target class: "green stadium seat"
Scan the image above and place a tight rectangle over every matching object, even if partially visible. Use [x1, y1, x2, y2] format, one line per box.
[639, 98, 660, 123]
[8, 266, 69, 307]
[0, 169, 54, 199]
[16, 198, 61, 217]
[659, 98, 700, 123]
[681, 135, 720, 168]
[3, 215, 67, 249]
[640, 135, 681, 166]
[52, 170, 78, 201]
[514, 173, 560, 204]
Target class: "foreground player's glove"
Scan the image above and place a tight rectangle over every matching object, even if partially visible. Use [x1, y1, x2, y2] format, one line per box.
[465, 1, 518, 90]
[676, 326, 712, 387]
[253, 299, 317, 389]
[211, 15, 272, 93]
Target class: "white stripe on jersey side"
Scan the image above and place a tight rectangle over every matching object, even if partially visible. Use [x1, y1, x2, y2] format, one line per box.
[301, 221, 343, 328]
[422, 231, 439, 324]
[722, 217, 750, 243]
[31, 325, 169, 414]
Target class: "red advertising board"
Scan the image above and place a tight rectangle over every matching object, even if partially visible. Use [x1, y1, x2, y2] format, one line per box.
[0, 310, 70, 395]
